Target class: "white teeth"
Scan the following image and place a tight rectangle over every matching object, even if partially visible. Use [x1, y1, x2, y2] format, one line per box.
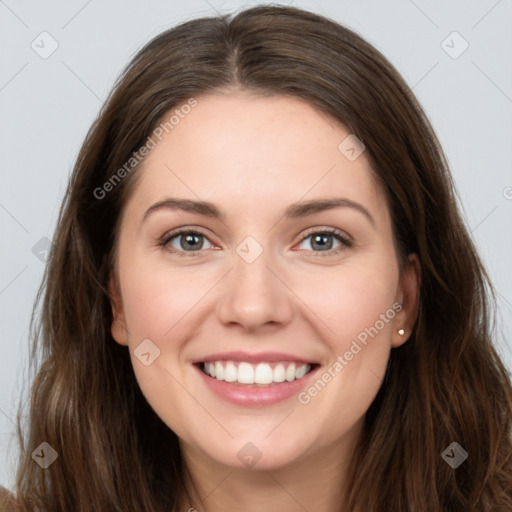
[238, 362, 254, 384]
[285, 363, 296, 382]
[224, 362, 238, 382]
[254, 363, 273, 384]
[295, 364, 307, 379]
[273, 363, 286, 382]
[214, 361, 224, 380]
[202, 360, 312, 385]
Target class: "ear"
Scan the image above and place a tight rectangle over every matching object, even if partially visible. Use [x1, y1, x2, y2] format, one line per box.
[108, 270, 129, 346]
[392, 253, 421, 348]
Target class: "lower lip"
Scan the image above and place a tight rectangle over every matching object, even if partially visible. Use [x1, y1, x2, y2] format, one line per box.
[194, 363, 319, 407]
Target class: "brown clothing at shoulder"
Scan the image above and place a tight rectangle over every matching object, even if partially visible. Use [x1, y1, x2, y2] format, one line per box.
[0, 487, 20, 512]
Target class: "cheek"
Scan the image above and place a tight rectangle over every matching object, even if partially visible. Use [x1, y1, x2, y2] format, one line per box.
[119, 261, 206, 434]
[300, 257, 399, 345]
[118, 254, 210, 341]
[293, 257, 399, 413]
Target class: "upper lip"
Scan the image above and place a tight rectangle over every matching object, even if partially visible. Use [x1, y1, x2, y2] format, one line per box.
[192, 351, 318, 365]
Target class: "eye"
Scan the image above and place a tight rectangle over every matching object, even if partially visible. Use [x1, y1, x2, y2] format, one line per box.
[296, 228, 353, 256]
[160, 229, 214, 257]
[159, 227, 353, 258]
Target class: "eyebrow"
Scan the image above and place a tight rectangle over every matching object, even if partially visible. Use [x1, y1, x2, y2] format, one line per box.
[142, 197, 376, 228]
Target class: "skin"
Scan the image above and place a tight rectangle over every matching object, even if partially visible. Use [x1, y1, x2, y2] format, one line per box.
[109, 90, 421, 512]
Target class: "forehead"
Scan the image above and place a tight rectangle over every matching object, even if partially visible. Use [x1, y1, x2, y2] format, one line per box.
[124, 92, 388, 225]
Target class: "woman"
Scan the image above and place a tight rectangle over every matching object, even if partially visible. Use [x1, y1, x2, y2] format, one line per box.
[2, 5, 511, 511]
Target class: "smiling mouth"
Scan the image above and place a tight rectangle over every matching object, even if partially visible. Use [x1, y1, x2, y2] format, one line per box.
[197, 360, 318, 387]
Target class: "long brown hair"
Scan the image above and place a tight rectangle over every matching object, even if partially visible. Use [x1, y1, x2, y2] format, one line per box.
[2, 5, 511, 511]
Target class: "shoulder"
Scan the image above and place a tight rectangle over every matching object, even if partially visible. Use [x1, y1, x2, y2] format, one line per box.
[0, 487, 19, 512]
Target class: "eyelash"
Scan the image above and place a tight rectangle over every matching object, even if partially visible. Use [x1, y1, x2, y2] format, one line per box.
[158, 227, 354, 258]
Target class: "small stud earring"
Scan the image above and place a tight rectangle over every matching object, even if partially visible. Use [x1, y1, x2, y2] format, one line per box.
[398, 329, 405, 336]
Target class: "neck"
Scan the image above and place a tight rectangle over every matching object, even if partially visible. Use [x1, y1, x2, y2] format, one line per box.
[177, 421, 363, 512]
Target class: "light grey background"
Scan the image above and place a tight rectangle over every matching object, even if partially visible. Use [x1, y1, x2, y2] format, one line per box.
[1, 0, 511, 489]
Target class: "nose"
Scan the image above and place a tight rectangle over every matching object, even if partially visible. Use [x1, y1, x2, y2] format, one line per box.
[216, 243, 294, 333]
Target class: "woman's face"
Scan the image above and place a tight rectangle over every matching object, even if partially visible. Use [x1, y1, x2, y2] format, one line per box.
[109, 91, 419, 471]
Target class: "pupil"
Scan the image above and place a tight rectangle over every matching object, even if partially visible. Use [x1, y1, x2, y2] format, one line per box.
[178, 233, 333, 252]
[182, 233, 202, 250]
[312, 234, 332, 251]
